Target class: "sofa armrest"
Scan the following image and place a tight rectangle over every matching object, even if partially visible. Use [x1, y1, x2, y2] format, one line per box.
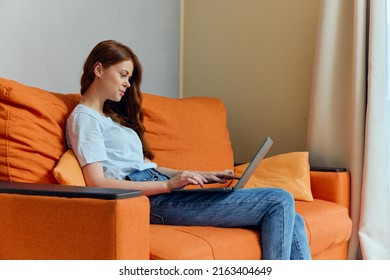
[309, 167, 351, 212]
[0, 181, 150, 260]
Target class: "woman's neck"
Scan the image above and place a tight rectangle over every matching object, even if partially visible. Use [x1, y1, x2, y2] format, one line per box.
[79, 88, 106, 116]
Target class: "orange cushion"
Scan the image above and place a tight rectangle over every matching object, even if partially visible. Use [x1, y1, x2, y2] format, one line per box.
[0, 78, 80, 183]
[142, 93, 234, 171]
[150, 225, 261, 260]
[295, 199, 352, 257]
[53, 149, 86, 186]
[150, 200, 352, 260]
[234, 152, 313, 201]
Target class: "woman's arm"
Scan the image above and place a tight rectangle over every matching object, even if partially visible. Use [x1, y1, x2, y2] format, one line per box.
[82, 163, 169, 196]
[82, 162, 212, 196]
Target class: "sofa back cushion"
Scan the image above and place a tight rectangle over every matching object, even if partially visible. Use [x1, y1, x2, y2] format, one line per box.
[0, 78, 80, 183]
[142, 93, 234, 172]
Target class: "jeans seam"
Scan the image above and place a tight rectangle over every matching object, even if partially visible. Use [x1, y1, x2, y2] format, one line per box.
[260, 199, 289, 259]
[292, 231, 303, 260]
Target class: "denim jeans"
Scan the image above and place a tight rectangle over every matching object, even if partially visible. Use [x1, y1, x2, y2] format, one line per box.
[127, 168, 311, 260]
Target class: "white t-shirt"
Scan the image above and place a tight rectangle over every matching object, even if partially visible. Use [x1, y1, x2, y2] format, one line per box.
[66, 104, 157, 179]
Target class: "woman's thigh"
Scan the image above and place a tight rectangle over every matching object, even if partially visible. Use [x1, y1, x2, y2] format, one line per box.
[148, 188, 294, 227]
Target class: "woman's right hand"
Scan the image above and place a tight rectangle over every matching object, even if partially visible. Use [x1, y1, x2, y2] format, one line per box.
[166, 171, 208, 191]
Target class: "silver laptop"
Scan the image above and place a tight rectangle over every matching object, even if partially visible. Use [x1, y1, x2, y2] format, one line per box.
[171, 136, 273, 193]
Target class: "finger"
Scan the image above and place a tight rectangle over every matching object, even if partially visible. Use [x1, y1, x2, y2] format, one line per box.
[187, 178, 204, 187]
[191, 173, 207, 184]
[222, 169, 234, 175]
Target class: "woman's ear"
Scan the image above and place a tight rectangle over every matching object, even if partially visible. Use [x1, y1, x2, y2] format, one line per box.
[94, 62, 103, 78]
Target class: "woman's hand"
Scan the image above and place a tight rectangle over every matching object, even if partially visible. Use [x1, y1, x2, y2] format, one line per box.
[199, 169, 240, 184]
[166, 169, 240, 191]
[166, 171, 208, 191]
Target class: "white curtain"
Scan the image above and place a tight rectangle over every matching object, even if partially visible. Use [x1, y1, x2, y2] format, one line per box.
[307, 0, 390, 259]
[359, 0, 390, 259]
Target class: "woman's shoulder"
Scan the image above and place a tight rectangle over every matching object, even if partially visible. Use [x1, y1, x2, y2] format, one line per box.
[73, 104, 98, 114]
[67, 104, 107, 129]
[70, 104, 103, 121]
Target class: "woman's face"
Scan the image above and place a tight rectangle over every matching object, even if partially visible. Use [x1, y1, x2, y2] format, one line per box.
[98, 60, 134, 102]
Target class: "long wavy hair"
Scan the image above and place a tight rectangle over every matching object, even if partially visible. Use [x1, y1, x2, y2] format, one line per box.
[80, 40, 154, 160]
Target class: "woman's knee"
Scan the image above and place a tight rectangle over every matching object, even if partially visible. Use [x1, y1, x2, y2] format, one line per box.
[270, 188, 294, 208]
[250, 187, 295, 213]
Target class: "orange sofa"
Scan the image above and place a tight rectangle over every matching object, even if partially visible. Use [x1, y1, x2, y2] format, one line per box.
[0, 77, 352, 260]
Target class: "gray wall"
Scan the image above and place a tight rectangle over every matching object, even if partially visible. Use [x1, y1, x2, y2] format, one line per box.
[0, 0, 180, 97]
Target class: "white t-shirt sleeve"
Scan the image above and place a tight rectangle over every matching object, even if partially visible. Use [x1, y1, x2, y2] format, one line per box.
[66, 112, 108, 167]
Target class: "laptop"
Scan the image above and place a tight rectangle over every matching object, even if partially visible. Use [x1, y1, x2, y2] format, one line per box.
[171, 136, 273, 193]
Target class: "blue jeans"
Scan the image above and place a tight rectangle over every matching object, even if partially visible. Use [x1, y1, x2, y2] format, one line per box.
[127, 168, 312, 260]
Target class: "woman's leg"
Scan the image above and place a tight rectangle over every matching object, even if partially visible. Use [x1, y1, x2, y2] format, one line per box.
[290, 213, 312, 260]
[148, 187, 311, 260]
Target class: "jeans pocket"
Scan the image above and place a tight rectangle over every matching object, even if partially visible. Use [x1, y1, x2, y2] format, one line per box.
[150, 212, 164, 225]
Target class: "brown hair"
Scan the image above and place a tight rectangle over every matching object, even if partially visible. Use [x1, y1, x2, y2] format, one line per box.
[80, 40, 154, 159]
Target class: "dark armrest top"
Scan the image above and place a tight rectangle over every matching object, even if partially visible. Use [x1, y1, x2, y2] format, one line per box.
[0, 181, 142, 200]
[310, 166, 347, 172]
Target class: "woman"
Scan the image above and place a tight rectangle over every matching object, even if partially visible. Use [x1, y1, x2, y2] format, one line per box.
[66, 40, 311, 260]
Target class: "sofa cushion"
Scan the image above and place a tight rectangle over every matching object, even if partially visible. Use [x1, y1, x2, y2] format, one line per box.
[295, 199, 352, 256]
[234, 152, 313, 201]
[142, 93, 234, 172]
[150, 225, 261, 260]
[53, 149, 86, 186]
[149, 199, 352, 260]
[0, 78, 80, 184]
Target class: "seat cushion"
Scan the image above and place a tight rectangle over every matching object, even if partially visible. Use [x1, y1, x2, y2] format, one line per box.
[0, 78, 80, 183]
[149, 199, 352, 260]
[295, 199, 352, 256]
[150, 225, 261, 260]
